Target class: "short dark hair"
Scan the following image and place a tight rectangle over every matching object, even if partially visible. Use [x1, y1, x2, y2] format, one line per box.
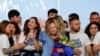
[69, 13, 79, 24]
[48, 8, 58, 15]
[90, 11, 99, 17]
[1, 20, 9, 24]
[8, 9, 20, 20]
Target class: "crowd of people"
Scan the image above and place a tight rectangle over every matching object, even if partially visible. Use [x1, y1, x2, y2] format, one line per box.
[0, 8, 100, 56]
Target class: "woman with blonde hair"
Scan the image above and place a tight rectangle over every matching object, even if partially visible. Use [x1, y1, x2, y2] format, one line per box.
[48, 15, 65, 33]
[45, 16, 75, 56]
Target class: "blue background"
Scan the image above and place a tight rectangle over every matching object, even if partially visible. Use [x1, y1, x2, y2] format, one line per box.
[0, 0, 100, 29]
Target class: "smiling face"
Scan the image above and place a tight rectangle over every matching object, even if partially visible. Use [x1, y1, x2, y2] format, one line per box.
[27, 18, 37, 30]
[47, 23, 58, 36]
[5, 23, 15, 35]
[89, 24, 99, 36]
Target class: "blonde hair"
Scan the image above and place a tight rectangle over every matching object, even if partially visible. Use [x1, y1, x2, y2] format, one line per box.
[45, 16, 65, 34]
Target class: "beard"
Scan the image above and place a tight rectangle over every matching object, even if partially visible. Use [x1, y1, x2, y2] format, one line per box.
[71, 27, 80, 33]
[74, 29, 80, 32]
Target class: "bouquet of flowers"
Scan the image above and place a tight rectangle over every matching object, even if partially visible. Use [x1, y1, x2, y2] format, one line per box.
[54, 34, 76, 48]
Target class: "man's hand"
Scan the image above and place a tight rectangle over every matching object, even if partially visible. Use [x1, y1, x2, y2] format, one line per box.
[93, 44, 100, 52]
[74, 48, 81, 56]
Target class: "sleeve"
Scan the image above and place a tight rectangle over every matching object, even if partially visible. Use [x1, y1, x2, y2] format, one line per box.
[18, 32, 25, 43]
[0, 50, 4, 56]
[39, 31, 47, 44]
[77, 33, 91, 46]
[93, 32, 100, 44]
[0, 35, 10, 48]
[84, 33, 91, 45]
[0, 35, 10, 56]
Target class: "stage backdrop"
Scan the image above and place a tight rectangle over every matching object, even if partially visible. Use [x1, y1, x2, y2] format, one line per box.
[0, 0, 100, 29]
